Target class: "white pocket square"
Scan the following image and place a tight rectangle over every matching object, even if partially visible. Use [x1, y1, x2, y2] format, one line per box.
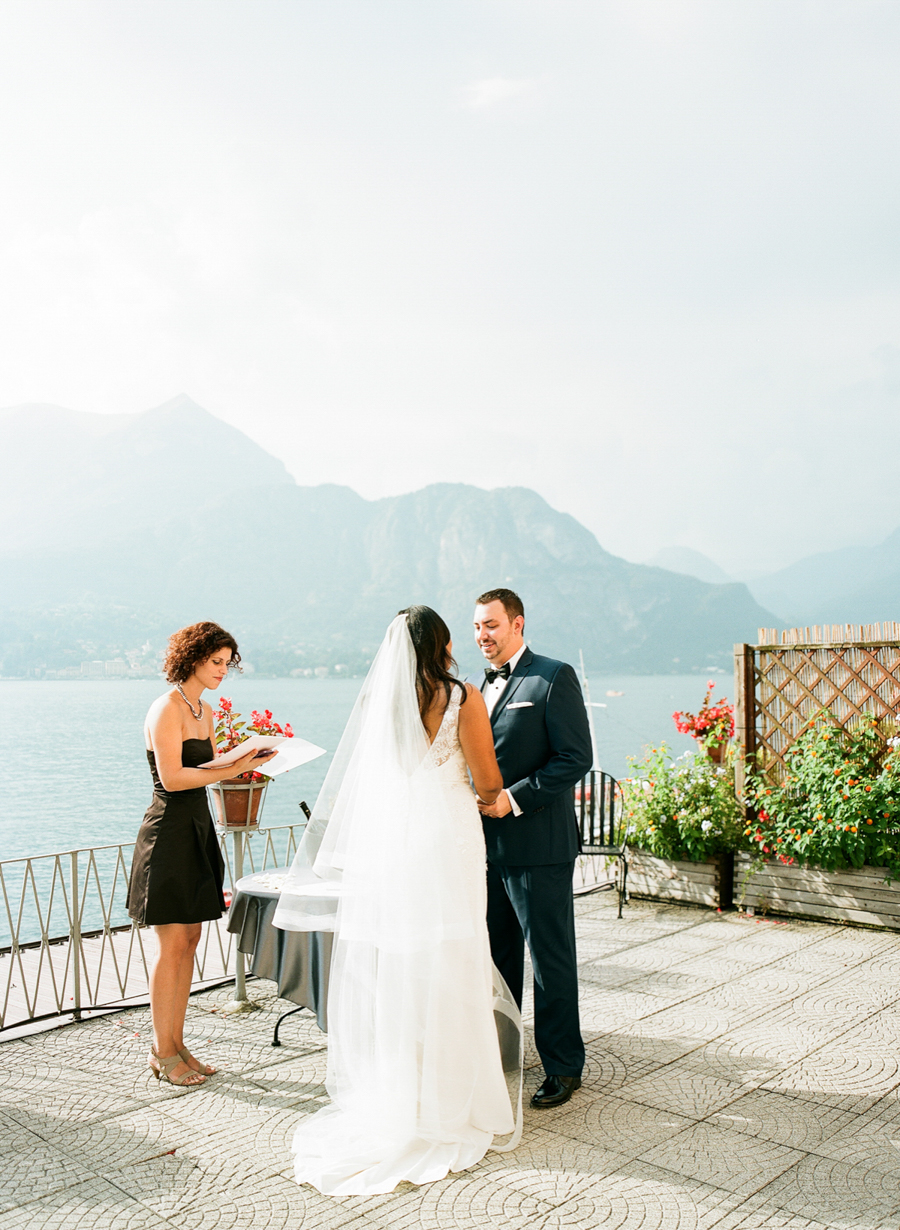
[506, 701, 534, 708]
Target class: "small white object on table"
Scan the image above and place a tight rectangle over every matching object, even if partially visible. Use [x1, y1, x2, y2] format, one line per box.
[234, 870, 291, 898]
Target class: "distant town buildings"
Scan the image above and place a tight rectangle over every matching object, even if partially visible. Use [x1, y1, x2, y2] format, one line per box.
[35, 657, 160, 681]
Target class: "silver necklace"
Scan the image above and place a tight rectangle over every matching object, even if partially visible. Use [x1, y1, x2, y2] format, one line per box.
[175, 684, 204, 721]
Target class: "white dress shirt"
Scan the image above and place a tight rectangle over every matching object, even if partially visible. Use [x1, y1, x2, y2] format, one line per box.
[482, 643, 527, 815]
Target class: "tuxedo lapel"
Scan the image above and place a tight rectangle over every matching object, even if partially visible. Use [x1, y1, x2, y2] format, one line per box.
[490, 648, 534, 725]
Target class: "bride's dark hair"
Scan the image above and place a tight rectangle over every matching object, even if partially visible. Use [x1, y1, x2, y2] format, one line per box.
[398, 605, 467, 719]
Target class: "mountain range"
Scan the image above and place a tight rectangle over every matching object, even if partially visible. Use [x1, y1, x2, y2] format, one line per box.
[742, 534, 900, 626]
[1, 396, 777, 676]
[647, 537, 900, 628]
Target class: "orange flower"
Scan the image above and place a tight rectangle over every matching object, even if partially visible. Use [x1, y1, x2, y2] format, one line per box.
[850, 825, 857, 833]
[866, 819, 873, 825]
[865, 785, 872, 792]
[806, 829, 814, 835]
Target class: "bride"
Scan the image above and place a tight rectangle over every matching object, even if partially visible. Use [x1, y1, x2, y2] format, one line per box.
[272, 607, 522, 1195]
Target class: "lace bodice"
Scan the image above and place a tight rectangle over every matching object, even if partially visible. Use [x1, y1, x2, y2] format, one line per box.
[424, 686, 463, 767]
[423, 686, 466, 775]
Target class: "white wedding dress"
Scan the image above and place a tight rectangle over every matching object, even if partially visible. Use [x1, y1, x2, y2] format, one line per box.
[272, 616, 522, 1196]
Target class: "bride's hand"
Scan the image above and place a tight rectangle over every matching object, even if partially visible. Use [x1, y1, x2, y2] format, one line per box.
[477, 790, 513, 818]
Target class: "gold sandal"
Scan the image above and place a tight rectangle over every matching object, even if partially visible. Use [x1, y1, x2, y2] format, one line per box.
[178, 1047, 216, 1076]
[149, 1046, 206, 1087]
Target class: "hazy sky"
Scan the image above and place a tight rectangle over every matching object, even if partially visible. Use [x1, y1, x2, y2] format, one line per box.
[1, 0, 899, 574]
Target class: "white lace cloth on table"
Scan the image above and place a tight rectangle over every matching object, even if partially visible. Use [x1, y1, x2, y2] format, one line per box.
[243, 871, 289, 893]
[272, 619, 522, 1195]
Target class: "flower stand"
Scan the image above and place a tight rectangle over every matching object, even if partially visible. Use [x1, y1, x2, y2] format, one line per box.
[207, 779, 270, 1014]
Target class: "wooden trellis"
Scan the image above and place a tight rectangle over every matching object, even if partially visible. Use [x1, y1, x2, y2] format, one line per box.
[734, 623, 900, 789]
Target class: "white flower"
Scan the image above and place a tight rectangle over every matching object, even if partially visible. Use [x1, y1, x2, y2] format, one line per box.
[701, 820, 712, 831]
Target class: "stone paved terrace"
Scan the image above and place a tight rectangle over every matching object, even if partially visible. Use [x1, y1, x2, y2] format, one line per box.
[3, 891, 900, 1230]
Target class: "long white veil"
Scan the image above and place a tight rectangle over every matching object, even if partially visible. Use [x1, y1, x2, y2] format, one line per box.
[272, 614, 522, 1195]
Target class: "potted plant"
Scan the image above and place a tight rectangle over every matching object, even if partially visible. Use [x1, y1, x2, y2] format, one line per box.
[621, 743, 745, 908]
[673, 681, 735, 764]
[207, 698, 295, 830]
[739, 715, 900, 926]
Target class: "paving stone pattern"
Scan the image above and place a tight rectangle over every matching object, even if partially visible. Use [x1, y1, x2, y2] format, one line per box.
[3, 893, 900, 1228]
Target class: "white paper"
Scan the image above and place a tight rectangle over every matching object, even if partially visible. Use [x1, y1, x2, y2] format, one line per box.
[260, 736, 327, 777]
[199, 735, 285, 769]
[199, 734, 326, 777]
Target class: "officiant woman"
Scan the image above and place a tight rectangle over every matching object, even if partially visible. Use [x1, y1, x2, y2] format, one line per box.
[127, 621, 271, 1088]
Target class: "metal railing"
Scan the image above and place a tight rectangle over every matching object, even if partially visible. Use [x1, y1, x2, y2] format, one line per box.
[2, 770, 625, 1032]
[0, 823, 305, 1033]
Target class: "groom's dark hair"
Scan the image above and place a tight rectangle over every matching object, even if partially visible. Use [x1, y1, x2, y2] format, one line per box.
[476, 588, 524, 622]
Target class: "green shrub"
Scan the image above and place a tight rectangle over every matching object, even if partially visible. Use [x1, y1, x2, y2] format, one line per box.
[746, 715, 900, 879]
[622, 744, 745, 862]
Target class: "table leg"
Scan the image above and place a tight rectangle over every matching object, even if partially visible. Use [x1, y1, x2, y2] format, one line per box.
[272, 1005, 313, 1047]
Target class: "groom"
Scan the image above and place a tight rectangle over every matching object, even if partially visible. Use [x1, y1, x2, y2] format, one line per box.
[471, 588, 593, 1108]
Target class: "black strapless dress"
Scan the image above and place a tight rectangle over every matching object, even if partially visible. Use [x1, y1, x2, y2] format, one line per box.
[127, 737, 226, 926]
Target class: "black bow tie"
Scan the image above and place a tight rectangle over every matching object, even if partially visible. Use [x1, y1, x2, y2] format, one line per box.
[484, 663, 512, 684]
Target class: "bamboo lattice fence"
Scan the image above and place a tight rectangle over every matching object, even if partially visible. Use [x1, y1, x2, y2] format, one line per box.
[734, 622, 900, 789]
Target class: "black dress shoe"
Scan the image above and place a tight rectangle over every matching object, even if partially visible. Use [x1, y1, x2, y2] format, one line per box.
[530, 1074, 582, 1108]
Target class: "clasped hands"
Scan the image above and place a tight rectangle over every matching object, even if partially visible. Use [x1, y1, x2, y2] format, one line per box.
[476, 789, 513, 818]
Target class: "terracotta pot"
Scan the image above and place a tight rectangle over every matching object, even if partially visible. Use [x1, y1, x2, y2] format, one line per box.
[705, 743, 725, 765]
[207, 778, 269, 829]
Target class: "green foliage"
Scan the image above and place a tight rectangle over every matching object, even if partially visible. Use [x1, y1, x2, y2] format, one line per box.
[622, 744, 745, 862]
[747, 715, 900, 879]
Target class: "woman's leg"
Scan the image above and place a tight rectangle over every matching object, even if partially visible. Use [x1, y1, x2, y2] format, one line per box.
[170, 924, 216, 1073]
[151, 922, 204, 1083]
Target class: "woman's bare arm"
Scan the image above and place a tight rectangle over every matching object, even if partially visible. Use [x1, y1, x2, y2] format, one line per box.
[458, 684, 503, 803]
[147, 697, 270, 791]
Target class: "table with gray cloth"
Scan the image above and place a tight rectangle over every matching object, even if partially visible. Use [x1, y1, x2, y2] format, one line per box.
[226, 870, 333, 1031]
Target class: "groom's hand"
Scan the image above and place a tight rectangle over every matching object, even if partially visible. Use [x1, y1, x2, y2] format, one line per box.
[477, 790, 513, 818]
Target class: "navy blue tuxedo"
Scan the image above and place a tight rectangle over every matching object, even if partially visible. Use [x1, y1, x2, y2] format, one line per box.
[469, 647, 592, 1079]
[474, 650, 593, 865]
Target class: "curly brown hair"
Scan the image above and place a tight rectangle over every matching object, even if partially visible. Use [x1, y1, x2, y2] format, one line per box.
[162, 622, 242, 684]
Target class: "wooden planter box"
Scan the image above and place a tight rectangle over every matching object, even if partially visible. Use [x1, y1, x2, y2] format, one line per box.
[626, 851, 734, 910]
[735, 854, 900, 930]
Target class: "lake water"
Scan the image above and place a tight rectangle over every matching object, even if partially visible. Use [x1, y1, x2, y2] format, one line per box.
[0, 673, 722, 862]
